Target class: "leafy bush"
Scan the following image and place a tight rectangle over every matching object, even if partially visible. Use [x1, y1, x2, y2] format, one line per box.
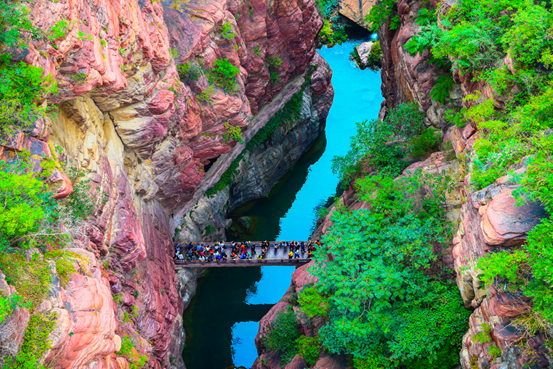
[269, 71, 279, 84]
[265, 55, 282, 69]
[331, 102, 425, 182]
[4, 313, 56, 369]
[0, 0, 57, 135]
[0, 253, 51, 308]
[364, 0, 399, 32]
[69, 72, 87, 84]
[0, 155, 59, 250]
[253, 45, 262, 57]
[119, 335, 148, 369]
[429, 74, 454, 104]
[263, 308, 300, 365]
[404, 0, 553, 329]
[0, 294, 28, 324]
[197, 85, 215, 105]
[410, 128, 439, 158]
[298, 286, 328, 318]
[296, 336, 319, 367]
[177, 61, 202, 81]
[316, 0, 341, 18]
[318, 20, 347, 47]
[310, 172, 469, 367]
[365, 40, 382, 72]
[220, 22, 235, 40]
[60, 166, 95, 226]
[209, 58, 239, 94]
[222, 122, 243, 143]
[48, 19, 70, 40]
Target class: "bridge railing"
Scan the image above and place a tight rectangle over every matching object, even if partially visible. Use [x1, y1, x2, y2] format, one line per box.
[173, 241, 320, 268]
[174, 258, 311, 267]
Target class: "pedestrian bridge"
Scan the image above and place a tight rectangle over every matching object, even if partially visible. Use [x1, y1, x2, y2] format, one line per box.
[173, 241, 316, 268]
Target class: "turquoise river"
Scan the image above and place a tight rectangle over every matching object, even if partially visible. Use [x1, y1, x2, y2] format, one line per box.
[182, 38, 383, 369]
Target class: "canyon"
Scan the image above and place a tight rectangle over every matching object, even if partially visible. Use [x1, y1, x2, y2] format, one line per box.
[1, 0, 551, 367]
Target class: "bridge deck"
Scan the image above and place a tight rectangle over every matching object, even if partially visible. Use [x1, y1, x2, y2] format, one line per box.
[173, 242, 315, 268]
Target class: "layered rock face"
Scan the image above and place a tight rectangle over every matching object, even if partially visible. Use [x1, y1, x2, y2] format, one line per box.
[376, 1, 551, 367]
[175, 53, 333, 242]
[376, 0, 463, 127]
[0, 0, 332, 368]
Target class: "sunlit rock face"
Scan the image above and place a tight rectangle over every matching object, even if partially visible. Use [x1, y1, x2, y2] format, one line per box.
[0, 0, 332, 367]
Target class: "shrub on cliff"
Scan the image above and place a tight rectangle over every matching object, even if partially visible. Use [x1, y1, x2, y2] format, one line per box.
[331, 102, 426, 183]
[402, 0, 553, 327]
[310, 172, 469, 367]
[209, 58, 240, 95]
[0, 0, 57, 135]
[262, 308, 300, 365]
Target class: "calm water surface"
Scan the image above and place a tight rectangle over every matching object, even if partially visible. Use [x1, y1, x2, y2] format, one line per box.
[182, 40, 383, 369]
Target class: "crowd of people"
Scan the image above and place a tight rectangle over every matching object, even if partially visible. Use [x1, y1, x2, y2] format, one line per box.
[173, 240, 320, 263]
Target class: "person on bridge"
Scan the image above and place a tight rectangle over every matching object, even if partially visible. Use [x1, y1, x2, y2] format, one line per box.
[288, 250, 293, 259]
[294, 250, 300, 259]
[307, 250, 313, 258]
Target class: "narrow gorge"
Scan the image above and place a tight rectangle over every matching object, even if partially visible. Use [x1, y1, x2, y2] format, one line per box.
[0, 0, 552, 368]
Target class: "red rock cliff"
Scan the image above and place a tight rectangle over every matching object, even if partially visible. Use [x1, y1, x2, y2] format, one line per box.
[0, 0, 331, 367]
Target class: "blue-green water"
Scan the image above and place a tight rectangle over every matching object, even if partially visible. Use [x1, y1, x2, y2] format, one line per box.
[182, 40, 383, 369]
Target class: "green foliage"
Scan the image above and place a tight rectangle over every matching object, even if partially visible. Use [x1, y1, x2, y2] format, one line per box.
[296, 336, 320, 367]
[204, 153, 243, 197]
[429, 74, 454, 104]
[410, 128, 439, 158]
[60, 166, 95, 225]
[0, 294, 28, 324]
[197, 85, 215, 105]
[316, 0, 341, 19]
[69, 72, 87, 84]
[0, 253, 52, 308]
[0, 0, 57, 134]
[310, 170, 469, 367]
[364, 0, 399, 32]
[220, 22, 235, 40]
[48, 19, 70, 40]
[366, 41, 382, 72]
[253, 45, 262, 57]
[263, 308, 300, 365]
[403, 0, 553, 331]
[265, 55, 282, 69]
[472, 323, 492, 344]
[352, 42, 383, 71]
[0, 54, 57, 135]
[44, 250, 83, 288]
[209, 58, 239, 94]
[247, 90, 303, 149]
[318, 20, 347, 47]
[332, 102, 425, 182]
[222, 122, 243, 143]
[177, 61, 202, 81]
[270, 71, 279, 84]
[0, 0, 38, 48]
[5, 313, 56, 369]
[298, 286, 328, 318]
[119, 335, 148, 369]
[489, 344, 501, 357]
[0, 155, 60, 250]
[170, 48, 179, 59]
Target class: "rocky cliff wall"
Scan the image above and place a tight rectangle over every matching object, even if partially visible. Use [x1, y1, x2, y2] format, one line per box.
[253, 0, 552, 367]
[175, 53, 333, 242]
[0, 0, 332, 368]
